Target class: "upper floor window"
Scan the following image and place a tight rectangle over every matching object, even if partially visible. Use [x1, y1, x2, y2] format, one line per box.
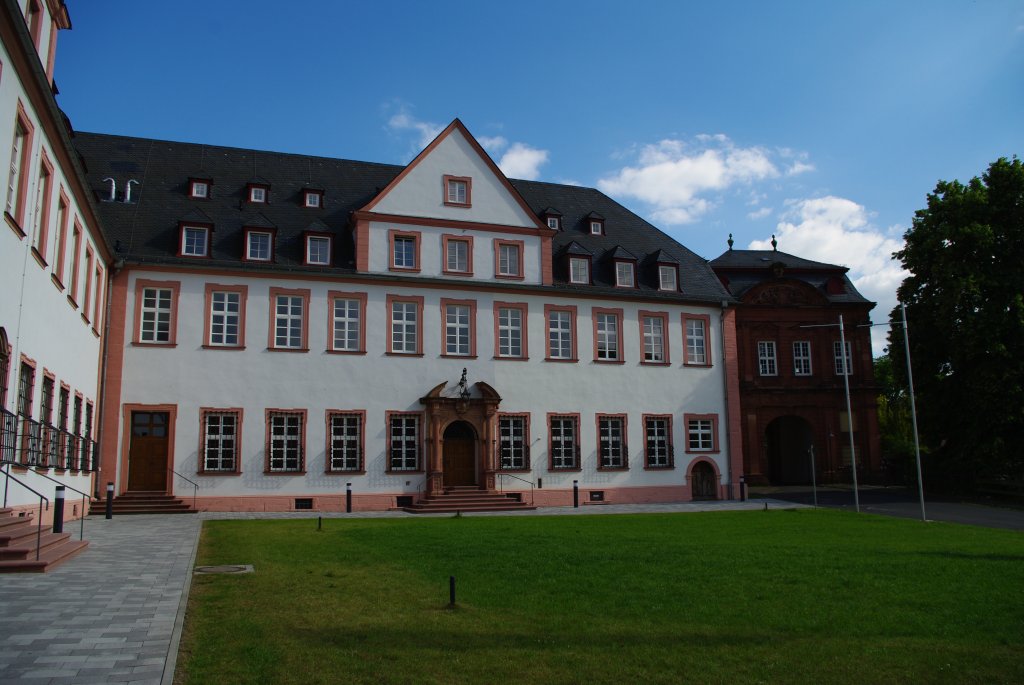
[246, 230, 273, 261]
[6, 109, 34, 227]
[569, 257, 590, 285]
[205, 284, 247, 348]
[594, 309, 623, 362]
[683, 314, 710, 366]
[495, 303, 527, 359]
[248, 185, 268, 203]
[32, 155, 53, 260]
[180, 225, 209, 257]
[495, 240, 523, 279]
[545, 305, 577, 362]
[443, 235, 472, 275]
[189, 179, 211, 199]
[442, 299, 476, 357]
[615, 261, 635, 288]
[135, 280, 180, 345]
[269, 288, 310, 351]
[793, 341, 812, 375]
[305, 235, 331, 266]
[329, 292, 366, 353]
[590, 220, 603, 235]
[443, 175, 471, 207]
[659, 265, 678, 291]
[758, 341, 778, 376]
[389, 230, 420, 272]
[388, 295, 423, 355]
[303, 189, 323, 208]
[834, 341, 852, 376]
[641, 312, 669, 364]
[547, 217, 560, 229]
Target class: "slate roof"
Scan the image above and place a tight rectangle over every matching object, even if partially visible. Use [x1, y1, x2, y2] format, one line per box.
[709, 249, 872, 305]
[72, 131, 731, 304]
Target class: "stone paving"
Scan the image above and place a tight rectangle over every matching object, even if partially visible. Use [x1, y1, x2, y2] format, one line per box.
[0, 498, 800, 684]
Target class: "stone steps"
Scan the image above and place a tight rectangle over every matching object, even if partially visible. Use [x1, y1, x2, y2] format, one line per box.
[0, 507, 89, 573]
[111, 491, 196, 515]
[403, 487, 535, 514]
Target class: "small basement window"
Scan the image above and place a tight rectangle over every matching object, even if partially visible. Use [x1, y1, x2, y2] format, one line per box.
[589, 491, 605, 502]
[294, 498, 313, 510]
[396, 495, 414, 508]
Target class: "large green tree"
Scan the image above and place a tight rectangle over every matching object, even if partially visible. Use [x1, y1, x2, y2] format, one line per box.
[889, 157, 1024, 489]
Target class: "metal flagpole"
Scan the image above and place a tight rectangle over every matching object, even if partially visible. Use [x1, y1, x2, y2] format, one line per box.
[839, 314, 860, 513]
[901, 302, 927, 522]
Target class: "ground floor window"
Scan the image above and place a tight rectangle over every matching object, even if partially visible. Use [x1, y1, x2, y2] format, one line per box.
[597, 415, 627, 469]
[328, 412, 363, 472]
[497, 414, 529, 470]
[644, 415, 674, 468]
[388, 413, 420, 471]
[202, 409, 240, 472]
[685, 415, 718, 452]
[549, 414, 579, 470]
[267, 411, 304, 472]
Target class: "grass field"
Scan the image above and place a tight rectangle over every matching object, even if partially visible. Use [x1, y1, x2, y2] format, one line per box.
[176, 510, 1024, 684]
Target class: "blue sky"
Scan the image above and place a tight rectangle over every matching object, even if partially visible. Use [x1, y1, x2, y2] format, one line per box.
[55, 1, 1023, 354]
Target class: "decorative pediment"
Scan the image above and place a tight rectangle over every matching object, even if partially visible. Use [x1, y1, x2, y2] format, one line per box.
[745, 280, 826, 306]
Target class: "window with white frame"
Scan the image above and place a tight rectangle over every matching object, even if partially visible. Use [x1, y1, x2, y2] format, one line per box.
[328, 412, 362, 472]
[590, 221, 602, 235]
[209, 291, 241, 346]
[306, 236, 331, 265]
[181, 226, 208, 257]
[445, 303, 471, 356]
[446, 178, 468, 205]
[139, 288, 173, 343]
[6, 118, 28, 218]
[389, 414, 420, 471]
[202, 410, 238, 472]
[595, 312, 620, 361]
[549, 415, 579, 469]
[267, 411, 303, 471]
[685, 317, 707, 365]
[548, 309, 573, 360]
[687, 418, 715, 451]
[332, 298, 361, 352]
[497, 307, 523, 358]
[190, 181, 209, 199]
[615, 262, 635, 287]
[249, 186, 267, 203]
[247, 231, 271, 261]
[598, 415, 626, 469]
[497, 242, 521, 277]
[642, 315, 666, 363]
[834, 341, 852, 376]
[793, 340, 812, 375]
[393, 236, 416, 269]
[390, 300, 418, 354]
[547, 216, 559, 229]
[758, 341, 778, 376]
[659, 265, 678, 291]
[498, 415, 528, 469]
[33, 163, 51, 253]
[274, 294, 304, 349]
[304, 191, 321, 208]
[569, 257, 589, 284]
[446, 239, 469, 273]
[645, 416, 672, 468]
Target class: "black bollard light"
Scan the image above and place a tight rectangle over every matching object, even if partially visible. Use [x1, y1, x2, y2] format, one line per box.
[53, 486, 65, 534]
[573, 480, 579, 508]
[740, 476, 747, 502]
[346, 482, 352, 513]
[105, 482, 114, 519]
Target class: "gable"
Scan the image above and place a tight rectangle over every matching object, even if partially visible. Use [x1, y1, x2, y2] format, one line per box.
[362, 122, 543, 230]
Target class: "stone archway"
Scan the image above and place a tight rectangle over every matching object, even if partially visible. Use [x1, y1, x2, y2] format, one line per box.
[765, 415, 814, 485]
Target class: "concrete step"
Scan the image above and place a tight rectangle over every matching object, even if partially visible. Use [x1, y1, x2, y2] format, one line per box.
[0, 539, 89, 573]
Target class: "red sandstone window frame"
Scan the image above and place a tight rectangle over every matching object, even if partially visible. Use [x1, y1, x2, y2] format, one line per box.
[92, 264, 104, 334]
[592, 307, 625, 364]
[493, 301, 529, 360]
[682, 313, 712, 367]
[325, 410, 366, 474]
[544, 304, 578, 362]
[81, 246, 94, 325]
[386, 294, 424, 356]
[639, 310, 671, 366]
[327, 291, 368, 354]
[203, 283, 248, 349]
[596, 413, 629, 471]
[67, 220, 82, 307]
[388, 229, 421, 272]
[5, 103, 35, 235]
[198, 407, 243, 475]
[547, 412, 581, 471]
[684, 413, 720, 454]
[264, 409, 307, 474]
[494, 239, 525, 280]
[442, 234, 474, 275]
[643, 414, 675, 469]
[496, 412, 531, 471]
[440, 298, 478, 358]
[51, 189, 69, 289]
[132, 278, 181, 346]
[31, 150, 54, 267]
[386, 411, 424, 473]
[443, 175, 472, 207]
[268, 287, 311, 352]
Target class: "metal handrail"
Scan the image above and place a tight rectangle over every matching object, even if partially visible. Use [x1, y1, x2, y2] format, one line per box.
[24, 469, 93, 541]
[497, 472, 535, 506]
[168, 467, 199, 510]
[1, 462, 50, 560]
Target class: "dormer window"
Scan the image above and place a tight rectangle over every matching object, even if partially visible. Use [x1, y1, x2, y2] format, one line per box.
[179, 225, 210, 257]
[590, 221, 603, 235]
[245, 230, 273, 262]
[659, 265, 678, 291]
[247, 184, 269, 203]
[189, 179, 211, 199]
[615, 261, 636, 288]
[303, 189, 323, 208]
[547, 217, 560, 229]
[570, 257, 590, 285]
[305, 234, 332, 266]
[443, 175, 471, 207]
[542, 208, 563, 230]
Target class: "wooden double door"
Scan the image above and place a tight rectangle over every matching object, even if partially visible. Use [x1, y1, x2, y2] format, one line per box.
[127, 411, 169, 491]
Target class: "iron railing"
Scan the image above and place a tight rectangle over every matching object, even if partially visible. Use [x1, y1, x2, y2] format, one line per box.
[1, 462, 49, 561]
[169, 467, 199, 510]
[0, 408, 97, 472]
[497, 472, 535, 506]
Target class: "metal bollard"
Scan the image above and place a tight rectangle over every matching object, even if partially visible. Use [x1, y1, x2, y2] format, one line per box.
[53, 486, 65, 534]
[105, 482, 114, 519]
[573, 480, 579, 508]
[346, 482, 352, 513]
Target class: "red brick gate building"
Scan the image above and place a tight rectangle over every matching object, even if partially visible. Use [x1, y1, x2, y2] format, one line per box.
[711, 245, 882, 485]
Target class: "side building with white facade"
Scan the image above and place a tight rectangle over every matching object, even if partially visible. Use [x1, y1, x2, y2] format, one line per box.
[1, 0, 108, 521]
[76, 120, 744, 512]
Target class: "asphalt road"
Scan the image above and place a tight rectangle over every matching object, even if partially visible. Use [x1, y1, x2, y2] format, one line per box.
[751, 485, 1024, 531]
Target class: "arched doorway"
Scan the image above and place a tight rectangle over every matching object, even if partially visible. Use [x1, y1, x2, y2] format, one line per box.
[691, 461, 717, 500]
[442, 421, 477, 487]
[765, 415, 814, 484]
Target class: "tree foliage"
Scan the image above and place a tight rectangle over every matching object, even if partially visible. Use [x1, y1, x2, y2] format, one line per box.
[889, 157, 1024, 489]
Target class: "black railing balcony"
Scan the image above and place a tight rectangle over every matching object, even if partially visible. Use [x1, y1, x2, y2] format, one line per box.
[22, 417, 42, 466]
[1, 408, 16, 464]
[0, 408, 97, 473]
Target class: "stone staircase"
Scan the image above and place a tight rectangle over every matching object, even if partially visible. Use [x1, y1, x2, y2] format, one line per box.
[403, 486, 536, 514]
[110, 491, 196, 515]
[0, 507, 89, 573]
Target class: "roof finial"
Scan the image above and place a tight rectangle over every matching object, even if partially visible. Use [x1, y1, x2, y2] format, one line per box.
[771, 234, 778, 251]
[727, 233, 734, 250]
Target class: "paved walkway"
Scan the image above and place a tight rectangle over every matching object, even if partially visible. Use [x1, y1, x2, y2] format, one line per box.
[0, 498, 800, 684]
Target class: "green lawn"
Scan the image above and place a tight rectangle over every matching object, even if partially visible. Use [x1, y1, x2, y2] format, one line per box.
[176, 510, 1024, 685]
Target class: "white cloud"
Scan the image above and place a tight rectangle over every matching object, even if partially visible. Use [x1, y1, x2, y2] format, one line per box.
[597, 135, 785, 225]
[786, 160, 815, 176]
[497, 142, 549, 180]
[747, 207, 772, 220]
[749, 196, 907, 355]
[386, 110, 444, 150]
[478, 136, 508, 154]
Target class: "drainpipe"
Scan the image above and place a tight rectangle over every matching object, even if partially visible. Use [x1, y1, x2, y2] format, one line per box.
[719, 300, 734, 499]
